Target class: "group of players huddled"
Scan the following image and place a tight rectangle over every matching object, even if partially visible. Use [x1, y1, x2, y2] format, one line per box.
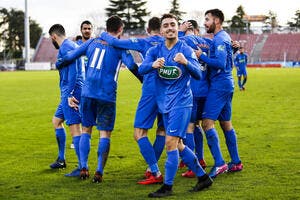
[48, 8, 244, 198]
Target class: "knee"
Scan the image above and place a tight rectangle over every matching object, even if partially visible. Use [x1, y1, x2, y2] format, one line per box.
[156, 127, 166, 136]
[201, 119, 214, 131]
[134, 128, 147, 141]
[82, 126, 92, 134]
[186, 123, 195, 133]
[219, 121, 233, 132]
[165, 137, 179, 151]
[177, 139, 185, 151]
[52, 117, 63, 129]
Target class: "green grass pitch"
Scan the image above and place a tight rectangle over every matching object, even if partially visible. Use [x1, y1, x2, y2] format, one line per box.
[0, 68, 299, 199]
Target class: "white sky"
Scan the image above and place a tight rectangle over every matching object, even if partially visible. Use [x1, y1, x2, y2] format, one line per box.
[1, 0, 298, 36]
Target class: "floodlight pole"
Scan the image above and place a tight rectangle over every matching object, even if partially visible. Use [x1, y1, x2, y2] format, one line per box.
[24, 0, 30, 64]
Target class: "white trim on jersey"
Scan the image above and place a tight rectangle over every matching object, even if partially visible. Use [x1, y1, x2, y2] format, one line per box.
[114, 60, 122, 82]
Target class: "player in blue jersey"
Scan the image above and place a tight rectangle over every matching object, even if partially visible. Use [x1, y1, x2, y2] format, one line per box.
[100, 17, 165, 185]
[77, 20, 93, 76]
[69, 20, 93, 150]
[234, 47, 248, 91]
[178, 20, 211, 178]
[196, 9, 243, 179]
[48, 24, 83, 177]
[139, 13, 213, 198]
[78, 20, 93, 44]
[56, 15, 139, 183]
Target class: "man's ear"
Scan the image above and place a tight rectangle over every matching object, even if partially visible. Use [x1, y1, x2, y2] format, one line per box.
[118, 26, 123, 34]
[214, 17, 220, 25]
[51, 33, 57, 40]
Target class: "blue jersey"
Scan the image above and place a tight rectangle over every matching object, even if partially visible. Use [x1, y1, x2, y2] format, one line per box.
[139, 40, 201, 113]
[200, 30, 234, 92]
[234, 53, 248, 71]
[57, 39, 83, 98]
[100, 32, 165, 95]
[60, 37, 137, 102]
[76, 39, 88, 80]
[180, 35, 211, 97]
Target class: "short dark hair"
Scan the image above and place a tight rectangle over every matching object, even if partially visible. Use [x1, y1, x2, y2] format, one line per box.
[187, 19, 199, 30]
[80, 20, 93, 29]
[106, 15, 124, 33]
[48, 24, 65, 36]
[205, 9, 224, 24]
[148, 17, 161, 31]
[160, 13, 178, 23]
[75, 35, 82, 41]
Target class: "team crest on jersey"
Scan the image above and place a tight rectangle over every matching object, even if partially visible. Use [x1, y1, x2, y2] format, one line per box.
[158, 66, 182, 79]
[150, 41, 160, 46]
[130, 38, 138, 43]
[191, 51, 197, 60]
[217, 45, 225, 51]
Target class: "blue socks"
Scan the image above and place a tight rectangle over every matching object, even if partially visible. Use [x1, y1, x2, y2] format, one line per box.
[96, 138, 110, 175]
[184, 133, 195, 153]
[224, 129, 241, 164]
[180, 146, 205, 177]
[164, 149, 179, 185]
[73, 135, 81, 169]
[138, 137, 159, 174]
[194, 126, 204, 160]
[79, 133, 91, 169]
[238, 80, 242, 88]
[153, 135, 165, 162]
[205, 128, 225, 166]
[55, 128, 66, 161]
[242, 78, 247, 86]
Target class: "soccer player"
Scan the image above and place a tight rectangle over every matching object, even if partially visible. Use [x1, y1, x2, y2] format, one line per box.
[48, 24, 83, 178]
[56, 15, 139, 183]
[69, 21, 93, 149]
[76, 20, 93, 80]
[100, 17, 165, 185]
[196, 9, 243, 179]
[139, 13, 213, 198]
[234, 47, 248, 91]
[178, 20, 211, 177]
[77, 20, 93, 44]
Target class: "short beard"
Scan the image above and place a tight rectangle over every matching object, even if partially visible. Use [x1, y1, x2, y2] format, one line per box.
[83, 35, 90, 41]
[52, 41, 60, 49]
[206, 23, 216, 34]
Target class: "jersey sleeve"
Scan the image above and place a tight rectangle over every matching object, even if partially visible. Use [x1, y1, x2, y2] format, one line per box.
[178, 31, 185, 37]
[183, 46, 202, 80]
[67, 58, 81, 97]
[200, 39, 228, 70]
[121, 50, 143, 83]
[138, 46, 157, 75]
[101, 32, 144, 52]
[57, 39, 93, 68]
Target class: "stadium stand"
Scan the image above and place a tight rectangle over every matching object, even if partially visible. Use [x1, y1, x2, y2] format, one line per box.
[260, 33, 300, 62]
[32, 36, 58, 64]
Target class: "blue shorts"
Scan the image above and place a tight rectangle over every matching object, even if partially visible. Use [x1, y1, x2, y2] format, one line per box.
[190, 97, 206, 122]
[134, 94, 161, 129]
[202, 90, 233, 121]
[54, 97, 81, 126]
[80, 97, 116, 131]
[162, 107, 192, 139]
[237, 68, 247, 76]
[156, 113, 164, 129]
